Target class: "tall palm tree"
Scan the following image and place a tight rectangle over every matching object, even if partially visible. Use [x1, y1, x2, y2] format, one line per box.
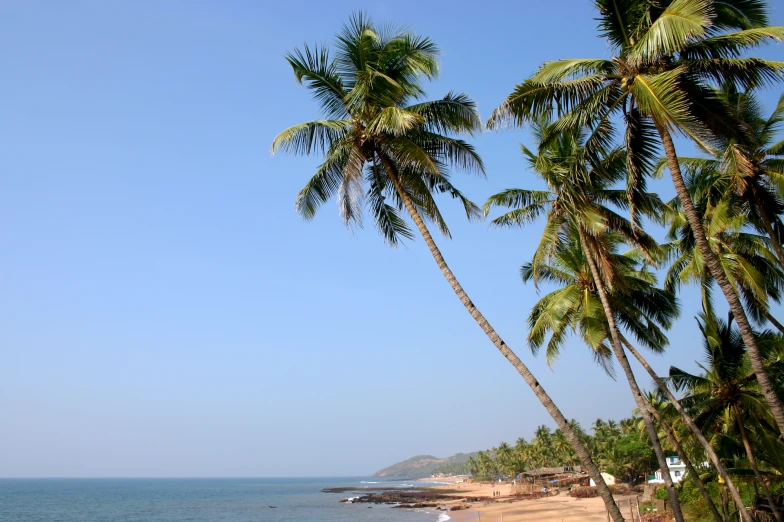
[488, 0, 784, 441]
[662, 172, 784, 334]
[271, 14, 624, 521]
[670, 311, 784, 521]
[665, 87, 784, 267]
[484, 121, 687, 521]
[522, 229, 676, 374]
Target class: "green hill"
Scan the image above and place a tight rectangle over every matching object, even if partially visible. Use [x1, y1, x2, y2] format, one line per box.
[373, 452, 476, 478]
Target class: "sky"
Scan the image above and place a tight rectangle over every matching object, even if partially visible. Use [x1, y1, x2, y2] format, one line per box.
[1, 0, 782, 478]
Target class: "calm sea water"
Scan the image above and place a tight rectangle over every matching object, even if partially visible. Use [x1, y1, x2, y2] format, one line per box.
[0, 477, 452, 522]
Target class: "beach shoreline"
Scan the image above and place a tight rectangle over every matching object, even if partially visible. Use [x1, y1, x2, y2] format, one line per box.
[410, 476, 638, 522]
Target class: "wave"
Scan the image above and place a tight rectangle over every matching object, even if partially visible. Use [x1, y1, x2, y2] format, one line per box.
[360, 481, 378, 484]
[436, 513, 451, 522]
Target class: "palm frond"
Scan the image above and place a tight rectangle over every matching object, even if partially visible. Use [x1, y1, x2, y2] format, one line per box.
[336, 144, 367, 227]
[271, 120, 351, 156]
[365, 107, 424, 136]
[365, 163, 414, 246]
[712, 0, 769, 30]
[286, 44, 347, 119]
[416, 132, 485, 175]
[624, 109, 659, 224]
[629, 0, 712, 61]
[595, 0, 645, 48]
[294, 137, 353, 219]
[685, 58, 784, 90]
[681, 26, 784, 59]
[487, 76, 608, 130]
[406, 92, 482, 135]
[484, 189, 552, 216]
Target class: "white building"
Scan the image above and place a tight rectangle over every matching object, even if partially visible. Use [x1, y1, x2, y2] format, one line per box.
[649, 456, 688, 484]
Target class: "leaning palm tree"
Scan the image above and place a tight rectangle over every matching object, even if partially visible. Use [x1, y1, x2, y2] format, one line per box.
[522, 229, 676, 374]
[662, 174, 784, 334]
[484, 121, 687, 521]
[664, 87, 784, 267]
[271, 14, 624, 521]
[488, 0, 784, 441]
[670, 311, 784, 522]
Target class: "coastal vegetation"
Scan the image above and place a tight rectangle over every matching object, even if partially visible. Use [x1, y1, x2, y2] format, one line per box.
[274, 1, 784, 520]
[463, 419, 656, 485]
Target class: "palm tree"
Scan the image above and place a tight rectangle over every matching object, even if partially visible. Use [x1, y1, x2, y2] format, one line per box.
[532, 425, 553, 469]
[467, 455, 478, 476]
[552, 429, 576, 465]
[484, 121, 687, 521]
[476, 450, 494, 478]
[496, 442, 514, 477]
[514, 437, 535, 474]
[271, 14, 624, 521]
[663, 172, 784, 334]
[670, 311, 784, 522]
[666, 87, 784, 267]
[488, 0, 784, 441]
[522, 229, 676, 373]
[640, 391, 725, 522]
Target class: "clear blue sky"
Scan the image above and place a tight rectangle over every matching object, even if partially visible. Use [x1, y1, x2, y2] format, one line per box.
[1, 0, 782, 478]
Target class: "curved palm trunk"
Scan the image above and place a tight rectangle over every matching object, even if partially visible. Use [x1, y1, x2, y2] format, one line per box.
[644, 401, 724, 522]
[576, 226, 686, 522]
[378, 156, 625, 522]
[733, 404, 783, 522]
[657, 123, 784, 436]
[622, 339, 754, 522]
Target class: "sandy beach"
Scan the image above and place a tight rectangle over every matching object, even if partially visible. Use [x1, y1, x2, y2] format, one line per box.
[422, 477, 640, 522]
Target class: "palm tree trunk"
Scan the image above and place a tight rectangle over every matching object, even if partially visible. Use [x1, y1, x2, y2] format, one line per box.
[753, 188, 784, 268]
[622, 339, 755, 522]
[733, 404, 783, 522]
[643, 401, 724, 522]
[576, 226, 686, 522]
[377, 155, 625, 522]
[656, 123, 784, 437]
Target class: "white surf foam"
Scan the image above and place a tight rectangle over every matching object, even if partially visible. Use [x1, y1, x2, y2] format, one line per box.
[436, 513, 451, 522]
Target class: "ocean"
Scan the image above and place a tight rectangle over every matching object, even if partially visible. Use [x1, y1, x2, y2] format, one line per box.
[0, 477, 453, 522]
